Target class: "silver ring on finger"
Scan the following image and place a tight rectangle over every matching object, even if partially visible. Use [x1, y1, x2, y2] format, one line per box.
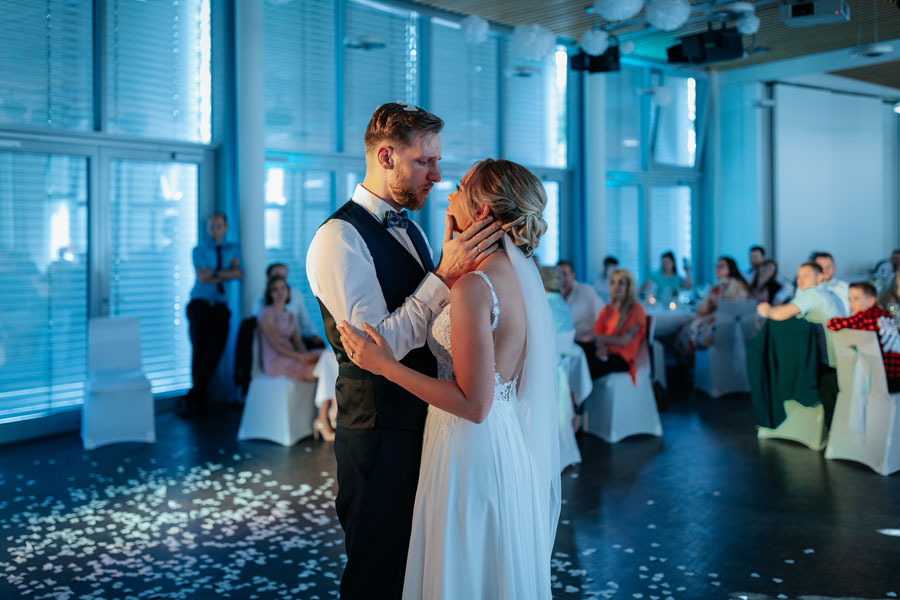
[349, 351, 355, 359]
[475, 245, 482, 253]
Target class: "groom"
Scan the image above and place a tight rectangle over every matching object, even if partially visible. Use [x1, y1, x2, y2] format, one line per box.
[306, 102, 504, 599]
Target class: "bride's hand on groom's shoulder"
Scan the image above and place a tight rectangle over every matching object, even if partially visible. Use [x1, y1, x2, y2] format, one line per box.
[434, 214, 504, 288]
[337, 321, 396, 377]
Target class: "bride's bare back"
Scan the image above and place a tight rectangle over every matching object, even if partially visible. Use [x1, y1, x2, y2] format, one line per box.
[449, 248, 526, 405]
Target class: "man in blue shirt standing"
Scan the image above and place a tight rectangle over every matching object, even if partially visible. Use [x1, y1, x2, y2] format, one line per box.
[184, 213, 243, 417]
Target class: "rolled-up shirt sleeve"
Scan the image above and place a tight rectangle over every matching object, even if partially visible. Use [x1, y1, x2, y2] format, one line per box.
[307, 219, 449, 361]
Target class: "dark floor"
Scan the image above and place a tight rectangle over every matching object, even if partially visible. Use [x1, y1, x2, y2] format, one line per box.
[1, 385, 898, 600]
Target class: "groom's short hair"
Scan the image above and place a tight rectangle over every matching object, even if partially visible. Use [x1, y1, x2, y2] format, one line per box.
[364, 103, 444, 153]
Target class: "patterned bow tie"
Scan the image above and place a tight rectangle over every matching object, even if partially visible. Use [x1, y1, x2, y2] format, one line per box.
[384, 210, 409, 230]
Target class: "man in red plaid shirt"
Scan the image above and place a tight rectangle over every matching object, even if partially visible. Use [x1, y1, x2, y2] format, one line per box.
[827, 281, 900, 393]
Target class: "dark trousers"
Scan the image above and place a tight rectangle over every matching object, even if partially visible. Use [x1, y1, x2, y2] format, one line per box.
[333, 426, 423, 600]
[577, 340, 630, 380]
[186, 299, 230, 408]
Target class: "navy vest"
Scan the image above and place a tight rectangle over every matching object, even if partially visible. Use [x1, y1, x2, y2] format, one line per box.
[317, 200, 437, 431]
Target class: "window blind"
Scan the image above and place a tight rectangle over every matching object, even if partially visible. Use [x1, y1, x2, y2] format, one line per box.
[109, 160, 198, 395]
[0, 0, 92, 131]
[343, 0, 418, 155]
[605, 65, 643, 172]
[604, 185, 641, 278]
[648, 185, 693, 274]
[429, 20, 499, 162]
[106, 0, 212, 142]
[263, 0, 336, 153]
[502, 42, 566, 168]
[0, 151, 88, 423]
[263, 166, 334, 336]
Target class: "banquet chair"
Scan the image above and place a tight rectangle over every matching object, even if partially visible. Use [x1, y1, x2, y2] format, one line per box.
[694, 300, 759, 397]
[237, 334, 316, 446]
[824, 329, 900, 475]
[82, 317, 155, 450]
[555, 329, 585, 469]
[582, 329, 662, 443]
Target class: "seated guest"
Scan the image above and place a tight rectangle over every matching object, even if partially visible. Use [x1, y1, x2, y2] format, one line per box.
[813, 251, 850, 315]
[757, 261, 845, 324]
[252, 263, 324, 348]
[748, 245, 766, 279]
[641, 251, 692, 300]
[879, 271, 900, 310]
[593, 255, 619, 302]
[892, 249, 900, 273]
[579, 269, 646, 384]
[541, 265, 575, 334]
[676, 256, 751, 361]
[827, 282, 900, 393]
[258, 276, 331, 437]
[750, 259, 788, 305]
[558, 259, 604, 340]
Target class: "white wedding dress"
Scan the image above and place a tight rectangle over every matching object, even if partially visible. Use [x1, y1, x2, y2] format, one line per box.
[401, 269, 551, 600]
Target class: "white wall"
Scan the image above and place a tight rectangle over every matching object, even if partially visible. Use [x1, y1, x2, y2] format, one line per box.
[773, 83, 896, 277]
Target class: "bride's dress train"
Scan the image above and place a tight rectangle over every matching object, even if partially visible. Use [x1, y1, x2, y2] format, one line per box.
[401, 270, 550, 600]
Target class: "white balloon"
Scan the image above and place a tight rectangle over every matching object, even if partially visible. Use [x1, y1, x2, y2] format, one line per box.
[645, 0, 691, 31]
[736, 13, 760, 35]
[461, 15, 489, 44]
[581, 29, 610, 56]
[593, 0, 644, 22]
[511, 24, 557, 61]
[620, 40, 636, 55]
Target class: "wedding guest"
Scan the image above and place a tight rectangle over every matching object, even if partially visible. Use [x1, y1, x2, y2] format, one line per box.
[892, 249, 900, 273]
[757, 261, 845, 324]
[748, 245, 766, 278]
[813, 252, 850, 315]
[750, 259, 786, 305]
[593, 255, 619, 302]
[879, 271, 900, 310]
[641, 251, 692, 300]
[252, 262, 324, 348]
[580, 269, 646, 383]
[540, 265, 575, 334]
[827, 281, 900, 393]
[184, 213, 242, 417]
[558, 259, 603, 340]
[677, 256, 750, 361]
[258, 276, 327, 434]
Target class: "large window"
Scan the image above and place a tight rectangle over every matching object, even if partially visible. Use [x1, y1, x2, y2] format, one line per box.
[603, 63, 705, 281]
[0, 1, 93, 131]
[0, 151, 88, 423]
[343, 0, 419, 154]
[106, 0, 212, 142]
[109, 160, 199, 394]
[604, 184, 641, 278]
[263, 0, 336, 152]
[264, 166, 335, 334]
[430, 19, 499, 162]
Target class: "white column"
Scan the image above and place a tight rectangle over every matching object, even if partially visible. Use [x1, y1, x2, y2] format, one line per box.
[235, 0, 266, 317]
[583, 72, 606, 281]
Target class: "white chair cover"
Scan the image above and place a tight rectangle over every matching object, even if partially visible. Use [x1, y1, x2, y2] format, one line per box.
[237, 333, 317, 446]
[757, 400, 827, 451]
[82, 317, 155, 450]
[312, 348, 339, 408]
[825, 329, 900, 475]
[582, 341, 662, 443]
[694, 300, 759, 397]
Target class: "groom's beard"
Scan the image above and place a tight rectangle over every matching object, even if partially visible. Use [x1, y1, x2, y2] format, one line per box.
[389, 178, 429, 211]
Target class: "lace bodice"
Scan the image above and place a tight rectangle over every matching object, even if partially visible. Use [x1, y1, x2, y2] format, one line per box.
[426, 271, 517, 405]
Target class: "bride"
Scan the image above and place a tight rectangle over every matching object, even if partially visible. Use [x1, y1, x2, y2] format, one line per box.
[337, 158, 561, 599]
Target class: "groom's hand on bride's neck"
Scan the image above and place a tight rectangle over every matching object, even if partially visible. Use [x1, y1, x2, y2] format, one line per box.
[434, 214, 504, 288]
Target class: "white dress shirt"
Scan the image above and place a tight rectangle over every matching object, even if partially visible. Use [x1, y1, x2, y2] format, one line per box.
[306, 184, 449, 361]
[564, 281, 604, 339]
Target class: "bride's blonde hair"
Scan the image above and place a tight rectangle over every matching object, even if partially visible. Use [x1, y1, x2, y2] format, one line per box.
[463, 159, 548, 258]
